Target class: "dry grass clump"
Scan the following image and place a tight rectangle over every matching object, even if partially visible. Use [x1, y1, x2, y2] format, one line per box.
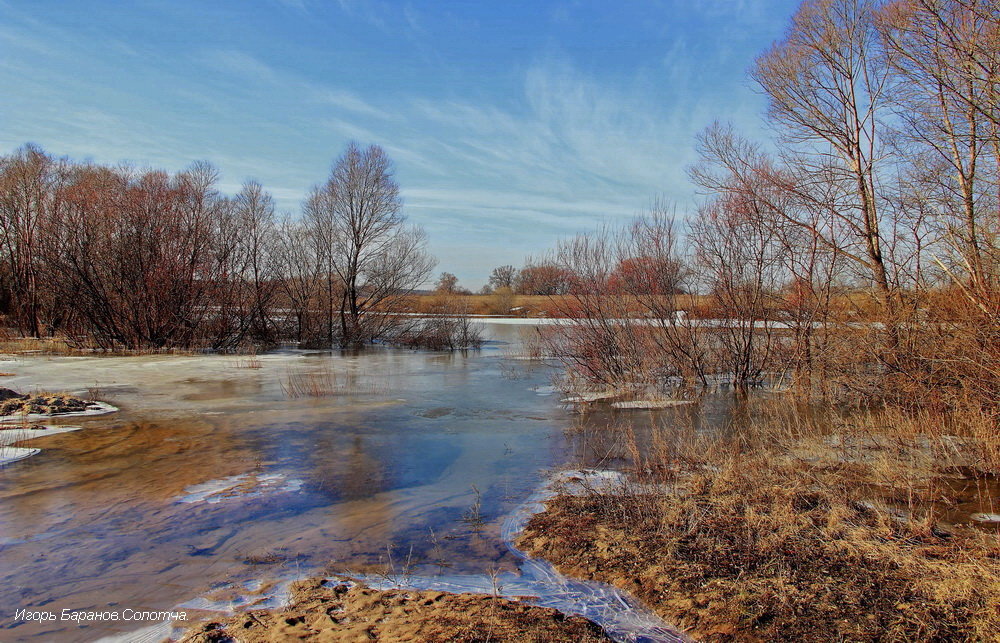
[519, 404, 1000, 641]
[0, 336, 76, 355]
[0, 387, 97, 417]
[279, 367, 388, 399]
[0, 332, 206, 356]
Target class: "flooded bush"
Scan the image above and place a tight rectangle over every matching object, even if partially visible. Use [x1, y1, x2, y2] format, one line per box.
[393, 292, 484, 350]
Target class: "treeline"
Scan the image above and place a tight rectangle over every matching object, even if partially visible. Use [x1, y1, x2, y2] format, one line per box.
[545, 0, 999, 409]
[480, 263, 574, 296]
[0, 142, 437, 350]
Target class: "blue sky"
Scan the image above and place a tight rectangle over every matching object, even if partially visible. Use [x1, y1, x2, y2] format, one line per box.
[0, 0, 798, 288]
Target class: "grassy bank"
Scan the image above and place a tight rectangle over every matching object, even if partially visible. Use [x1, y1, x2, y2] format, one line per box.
[518, 404, 1000, 641]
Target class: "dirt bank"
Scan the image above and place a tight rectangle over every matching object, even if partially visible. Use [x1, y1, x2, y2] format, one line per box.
[517, 410, 1000, 642]
[181, 578, 609, 642]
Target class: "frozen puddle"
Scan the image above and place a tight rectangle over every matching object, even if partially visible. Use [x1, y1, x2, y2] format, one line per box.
[177, 472, 305, 504]
[0, 424, 85, 465]
[352, 470, 689, 643]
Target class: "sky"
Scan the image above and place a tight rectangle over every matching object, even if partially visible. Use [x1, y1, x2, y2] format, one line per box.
[0, 0, 800, 288]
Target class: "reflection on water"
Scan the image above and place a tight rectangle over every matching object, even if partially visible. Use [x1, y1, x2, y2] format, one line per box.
[0, 323, 747, 641]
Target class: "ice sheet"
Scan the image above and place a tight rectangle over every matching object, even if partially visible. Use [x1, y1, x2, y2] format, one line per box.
[351, 469, 689, 643]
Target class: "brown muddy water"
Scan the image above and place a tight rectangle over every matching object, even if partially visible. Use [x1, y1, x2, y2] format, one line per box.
[0, 322, 745, 641]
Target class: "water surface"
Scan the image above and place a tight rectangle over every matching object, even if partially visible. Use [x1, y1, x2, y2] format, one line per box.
[0, 322, 737, 641]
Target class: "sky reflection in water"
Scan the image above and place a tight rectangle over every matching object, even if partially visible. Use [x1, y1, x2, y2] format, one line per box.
[0, 322, 741, 640]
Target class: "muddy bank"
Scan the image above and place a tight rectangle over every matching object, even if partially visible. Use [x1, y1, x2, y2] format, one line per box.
[517, 455, 1000, 642]
[181, 578, 609, 642]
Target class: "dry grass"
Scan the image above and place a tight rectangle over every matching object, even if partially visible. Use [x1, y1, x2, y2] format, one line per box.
[232, 355, 263, 369]
[0, 336, 77, 355]
[0, 389, 98, 418]
[519, 403, 1000, 642]
[279, 367, 388, 399]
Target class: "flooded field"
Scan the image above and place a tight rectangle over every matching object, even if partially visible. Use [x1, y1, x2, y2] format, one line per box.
[0, 322, 738, 641]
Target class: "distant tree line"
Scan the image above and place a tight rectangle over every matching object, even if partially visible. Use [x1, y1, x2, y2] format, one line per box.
[0, 142, 437, 350]
[480, 263, 575, 296]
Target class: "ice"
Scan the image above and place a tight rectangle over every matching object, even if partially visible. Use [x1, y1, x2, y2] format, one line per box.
[0, 424, 85, 446]
[350, 470, 690, 643]
[0, 424, 85, 465]
[562, 391, 620, 403]
[971, 513, 1000, 524]
[176, 472, 305, 504]
[611, 400, 695, 409]
[0, 446, 40, 466]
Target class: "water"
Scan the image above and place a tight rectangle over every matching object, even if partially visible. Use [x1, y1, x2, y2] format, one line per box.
[0, 322, 736, 641]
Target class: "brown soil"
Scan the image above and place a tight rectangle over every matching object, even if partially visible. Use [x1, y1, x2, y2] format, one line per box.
[0, 387, 95, 416]
[181, 578, 609, 642]
[517, 461, 1000, 642]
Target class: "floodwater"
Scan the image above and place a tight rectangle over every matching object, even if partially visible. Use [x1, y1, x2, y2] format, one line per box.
[0, 322, 737, 642]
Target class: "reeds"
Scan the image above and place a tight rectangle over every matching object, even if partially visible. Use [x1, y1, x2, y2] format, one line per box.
[279, 366, 388, 399]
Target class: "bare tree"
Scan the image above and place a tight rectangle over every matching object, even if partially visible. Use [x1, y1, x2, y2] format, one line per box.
[544, 209, 707, 393]
[273, 216, 325, 344]
[488, 265, 517, 290]
[750, 0, 897, 311]
[879, 0, 999, 299]
[0, 145, 62, 337]
[515, 261, 572, 295]
[435, 272, 459, 293]
[305, 142, 435, 346]
[231, 180, 278, 341]
[44, 162, 226, 349]
[691, 191, 786, 390]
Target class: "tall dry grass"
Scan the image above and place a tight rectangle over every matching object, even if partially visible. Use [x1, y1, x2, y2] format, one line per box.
[521, 401, 1000, 641]
[279, 367, 388, 398]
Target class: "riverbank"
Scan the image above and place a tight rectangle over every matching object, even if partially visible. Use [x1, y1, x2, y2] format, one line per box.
[518, 405, 1000, 641]
[180, 578, 609, 642]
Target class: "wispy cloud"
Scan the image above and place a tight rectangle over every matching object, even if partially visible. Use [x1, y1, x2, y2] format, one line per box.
[0, 0, 791, 285]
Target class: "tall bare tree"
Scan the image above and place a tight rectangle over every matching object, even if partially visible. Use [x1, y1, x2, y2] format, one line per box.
[879, 0, 999, 298]
[0, 145, 62, 336]
[488, 265, 517, 290]
[304, 142, 434, 347]
[751, 0, 897, 310]
[232, 180, 278, 340]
